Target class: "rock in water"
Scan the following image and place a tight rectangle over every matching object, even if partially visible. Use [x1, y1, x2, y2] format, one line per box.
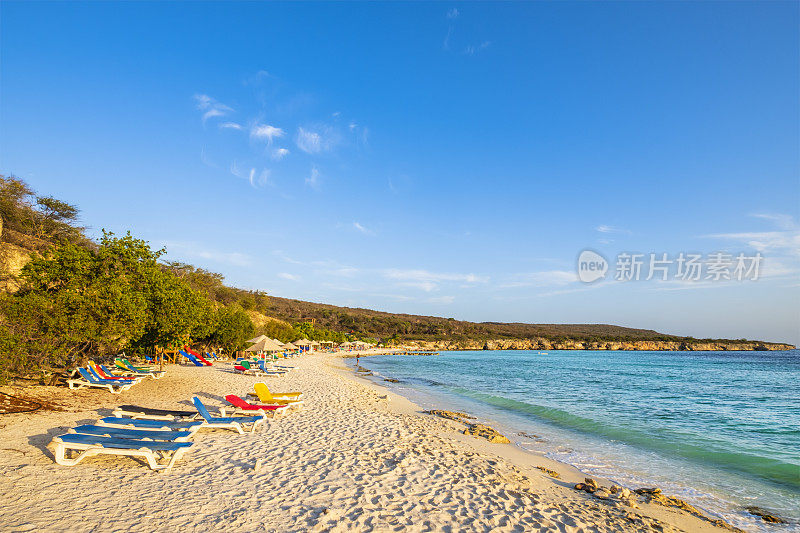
[746, 507, 785, 524]
[424, 410, 475, 423]
[463, 423, 511, 444]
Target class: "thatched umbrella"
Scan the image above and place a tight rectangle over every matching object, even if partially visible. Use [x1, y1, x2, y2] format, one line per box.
[246, 334, 268, 344]
[244, 337, 284, 355]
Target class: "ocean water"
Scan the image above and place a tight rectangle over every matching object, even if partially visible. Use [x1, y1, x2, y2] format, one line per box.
[356, 350, 800, 532]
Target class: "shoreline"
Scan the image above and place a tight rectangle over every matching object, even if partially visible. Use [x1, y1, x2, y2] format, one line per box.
[336, 355, 748, 533]
[0, 353, 745, 531]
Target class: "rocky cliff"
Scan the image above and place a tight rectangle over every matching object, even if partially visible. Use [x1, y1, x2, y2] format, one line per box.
[399, 338, 795, 351]
[0, 217, 35, 292]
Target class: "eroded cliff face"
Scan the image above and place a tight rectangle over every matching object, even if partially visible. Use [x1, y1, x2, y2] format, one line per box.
[399, 338, 795, 352]
[0, 217, 34, 292]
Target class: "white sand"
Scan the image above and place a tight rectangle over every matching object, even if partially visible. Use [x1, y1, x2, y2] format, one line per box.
[0, 354, 732, 532]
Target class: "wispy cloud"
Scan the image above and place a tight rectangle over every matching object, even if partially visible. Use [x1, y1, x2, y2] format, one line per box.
[305, 166, 321, 190]
[296, 127, 322, 153]
[161, 240, 252, 267]
[447, 8, 459, 19]
[296, 125, 340, 154]
[596, 224, 632, 235]
[250, 123, 285, 144]
[383, 268, 487, 291]
[703, 214, 800, 256]
[194, 94, 233, 124]
[501, 270, 576, 288]
[463, 41, 490, 55]
[230, 161, 271, 188]
[429, 295, 455, 304]
[352, 221, 374, 235]
[278, 272, 300, 281]
[271, 148, 290, 161]
[219, 122, 243, 130]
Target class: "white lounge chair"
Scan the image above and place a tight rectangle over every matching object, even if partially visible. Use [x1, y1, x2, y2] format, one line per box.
[51, 433, 193, 471]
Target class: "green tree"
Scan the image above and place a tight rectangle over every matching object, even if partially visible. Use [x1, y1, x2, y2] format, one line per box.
[208, 306, 255, 353]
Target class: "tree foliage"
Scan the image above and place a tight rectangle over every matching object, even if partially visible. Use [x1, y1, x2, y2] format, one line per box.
[0, 231, 243, 381]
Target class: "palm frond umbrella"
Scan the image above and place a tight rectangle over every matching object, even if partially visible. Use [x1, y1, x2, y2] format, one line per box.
[244, 337, 284, 360]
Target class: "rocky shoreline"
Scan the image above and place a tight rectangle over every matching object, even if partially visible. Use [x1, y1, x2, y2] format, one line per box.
[396, 338, 795, 352]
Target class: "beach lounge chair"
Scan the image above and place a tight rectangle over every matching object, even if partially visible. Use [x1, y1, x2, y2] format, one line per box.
[70, 424, 194, 442]
[257, 360, 291, 375]
[112, 405, 200, 420]
[52, 433, 193, 470]
[179, 350, 205, 367]
[89, 362, 142, 384]
[87, 363, 139, 384]
[115, 359, 165, 379]
[184, 346, 212, 366]
[144, 355, 155, 363]
[67, 368, 135, 394]
[254, 382, 304, 401]
[98, 416, 205, 433]
[221, 395, 289, 417]
[250, 382, 304, 409]
[119, 357, 154, 372]
[192, 397, 265, 434]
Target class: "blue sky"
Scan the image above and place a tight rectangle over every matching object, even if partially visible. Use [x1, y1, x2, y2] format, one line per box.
[2, 2, 798, 344]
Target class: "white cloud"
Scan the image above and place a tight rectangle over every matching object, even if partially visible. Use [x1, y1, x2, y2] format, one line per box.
[193, 94, 233, 124]
[251, 124, 285, 144]
[383, 268, 487, 291]
[230, 161, 270, 188]
[596, 224, 631, 235]
[428, 295, 455, 304]
[464, 41, 491, 55]
[278, 272, 300, 281]
[305, 166, 321, 190]
[219, 122, 243, 130]
[249, 168, 271, 188]
[296, 127, 322, 153]
[704, 214, 800, 257]
[160, 240, 252, 267]
[352, 222, 374, 235]
[447, 8, 459, 19]
[271, 148, 290, 160]
[295, 125, 339, 154]
[501, 270, 576, 288]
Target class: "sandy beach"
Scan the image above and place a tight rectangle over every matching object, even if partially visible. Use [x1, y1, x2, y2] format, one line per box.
[0, 353, 736, 532]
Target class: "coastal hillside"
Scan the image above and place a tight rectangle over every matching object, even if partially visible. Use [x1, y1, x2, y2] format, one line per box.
[264, 296, 794, 351]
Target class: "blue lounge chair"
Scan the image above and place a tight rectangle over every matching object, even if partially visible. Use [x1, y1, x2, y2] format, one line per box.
[67, 368, 135, 394]
[179, 349, 205, 367]
[257, 360, 289, 376]
[192, 397, 265, 434]
[70, 425, 193, 442]
[51, 433, 193, 470]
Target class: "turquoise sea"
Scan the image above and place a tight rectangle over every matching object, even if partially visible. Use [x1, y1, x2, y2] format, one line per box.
[357, 350, 800, 532]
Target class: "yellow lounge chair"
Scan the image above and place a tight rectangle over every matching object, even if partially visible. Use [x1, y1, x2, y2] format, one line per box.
[251, 382, 304, 408]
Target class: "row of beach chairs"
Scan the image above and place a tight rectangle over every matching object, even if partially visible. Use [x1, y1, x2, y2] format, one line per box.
[51, 383, 305, 471]
[233, 359, 296, 377]
[66, 358, 165, 394]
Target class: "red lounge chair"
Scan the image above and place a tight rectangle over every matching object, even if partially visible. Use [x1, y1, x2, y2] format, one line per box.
[184, 346, 212, 366]
[223, 395, 289, 417]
